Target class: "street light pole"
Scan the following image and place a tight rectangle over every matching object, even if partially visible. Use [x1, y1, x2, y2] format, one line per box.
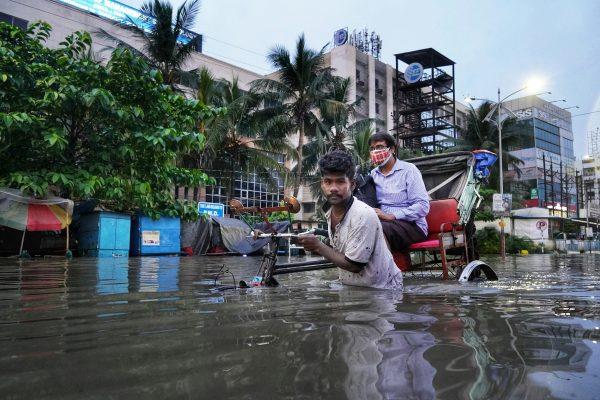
[497, 88, 506, 261]
[467, 88, 550, 261]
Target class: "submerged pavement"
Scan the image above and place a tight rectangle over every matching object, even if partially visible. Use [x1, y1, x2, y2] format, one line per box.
[0, 254, 599, 399]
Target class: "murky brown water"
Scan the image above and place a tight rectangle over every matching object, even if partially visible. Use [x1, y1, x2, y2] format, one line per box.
[1, 254, 599, 399]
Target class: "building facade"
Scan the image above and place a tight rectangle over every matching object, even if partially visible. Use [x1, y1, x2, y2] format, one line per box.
[579, 156, 600, 220]
[503, 95, 576, 216]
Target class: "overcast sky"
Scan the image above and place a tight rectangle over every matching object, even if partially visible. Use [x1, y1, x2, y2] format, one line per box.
[125, 0, 600, 158]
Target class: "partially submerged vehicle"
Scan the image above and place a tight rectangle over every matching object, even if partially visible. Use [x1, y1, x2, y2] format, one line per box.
[230, 150, 499, 287]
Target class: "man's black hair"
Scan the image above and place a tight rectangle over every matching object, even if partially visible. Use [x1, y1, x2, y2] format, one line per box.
[318, 149, 355, 179]
[368, 132, 396, 150]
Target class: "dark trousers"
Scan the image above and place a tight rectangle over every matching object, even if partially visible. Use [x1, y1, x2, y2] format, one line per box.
[381, 220, 427, 251]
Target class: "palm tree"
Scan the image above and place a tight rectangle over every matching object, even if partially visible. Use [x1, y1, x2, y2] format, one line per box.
[350, 124, 375, 172]
[445, 101, 523, 190]
[299, 76, 372, 203]
[99, 0, 202, 85]
[252, 34, 338, 196]
[202, 77, 292, 198]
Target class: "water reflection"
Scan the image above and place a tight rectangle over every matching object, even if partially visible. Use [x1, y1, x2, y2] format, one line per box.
[0, 254, 599, 399]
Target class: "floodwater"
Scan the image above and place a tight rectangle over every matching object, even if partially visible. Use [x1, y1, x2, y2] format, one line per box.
[1, 254, 599, 400]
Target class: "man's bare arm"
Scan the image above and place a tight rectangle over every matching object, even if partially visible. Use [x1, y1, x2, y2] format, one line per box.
[295, 235, 364, 273]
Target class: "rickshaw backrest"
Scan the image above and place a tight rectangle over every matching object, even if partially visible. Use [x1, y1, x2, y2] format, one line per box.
[407, 152, 473, 200]
[426, 198, 459, 236]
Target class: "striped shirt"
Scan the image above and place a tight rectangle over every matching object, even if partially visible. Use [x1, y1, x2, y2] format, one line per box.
[370, 159, 430, 236]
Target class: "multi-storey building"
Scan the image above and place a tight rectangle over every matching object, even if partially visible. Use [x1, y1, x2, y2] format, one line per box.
[503, 95, 576, 216]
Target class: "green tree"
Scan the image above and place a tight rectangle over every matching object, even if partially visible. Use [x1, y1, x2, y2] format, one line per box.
[445, 101, 523, 191]
[99, 0, 202, 86]
[252, 34, 337, 196]
[0, 22, 218, 220]
[201, 77, 291, 199]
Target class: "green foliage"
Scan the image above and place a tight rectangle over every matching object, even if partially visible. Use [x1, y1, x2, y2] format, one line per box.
[474, 227, 500, 254]
[0, 22, 219, 220]
[445, 101, 523, 191]
[252, 34, 339, 196]
[97, 0, 202, 86]
[506, 235, 538, 254]
[474, 188, 496, 221]
[475, 226, 540, 254]
[268, 211, 293, 222]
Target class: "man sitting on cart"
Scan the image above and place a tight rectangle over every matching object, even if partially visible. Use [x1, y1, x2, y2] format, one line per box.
[296, 150, 403, 289]
[368, 132, 430, 251]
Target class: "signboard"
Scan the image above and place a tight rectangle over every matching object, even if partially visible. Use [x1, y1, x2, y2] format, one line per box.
[530, 188, 539, 199]
[333, 28, 348, 46]
[589, 205, 600, 219]
[58, 0, 200, 45]
[142, 230, 160, 246]
[535, 220, 547, 239]
[404, 63, 424, 84]
[198, 202, 224, 217]
[493, 193, 512, 215]
[586, 227, 594, 238]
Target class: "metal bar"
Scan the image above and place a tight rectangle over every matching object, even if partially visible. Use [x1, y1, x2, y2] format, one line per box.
[275, 259, 332, 269]
[273, 264, 336, 275]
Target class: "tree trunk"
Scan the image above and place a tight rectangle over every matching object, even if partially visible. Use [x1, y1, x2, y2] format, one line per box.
[293, 120, 304, 197]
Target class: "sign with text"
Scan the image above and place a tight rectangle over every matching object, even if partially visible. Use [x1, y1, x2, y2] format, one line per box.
[493, 193, 512, 215]
[198, 202, 225, 217]
[531, 188, 539, 199]
[404, 63, 424, 84]
[142, 230, 160, 246]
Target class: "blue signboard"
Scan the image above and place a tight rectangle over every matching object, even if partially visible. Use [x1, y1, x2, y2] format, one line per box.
[58, 0, 200, 45]
[198, 202, 225, 217]
[404, 62, 424, 84]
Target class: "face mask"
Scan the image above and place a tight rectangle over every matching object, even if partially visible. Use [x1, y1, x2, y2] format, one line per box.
[370, 148, 392, 166]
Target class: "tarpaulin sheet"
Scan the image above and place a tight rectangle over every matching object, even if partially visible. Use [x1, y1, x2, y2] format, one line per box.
[213, 217, 289, 255]
[0, 188, 73, 231]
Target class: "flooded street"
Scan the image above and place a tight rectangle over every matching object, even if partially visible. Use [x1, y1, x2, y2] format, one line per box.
[1, 254, 600, 399]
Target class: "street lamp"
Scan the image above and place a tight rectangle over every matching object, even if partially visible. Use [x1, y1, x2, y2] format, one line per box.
[465, 86, 551, 261]
[550, 99, 566, 103]
[564, 105, 580, 110]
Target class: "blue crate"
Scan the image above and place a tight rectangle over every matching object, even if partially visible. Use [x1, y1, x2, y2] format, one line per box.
[130, 215, 181, 256]
[78, 212, 131, 257]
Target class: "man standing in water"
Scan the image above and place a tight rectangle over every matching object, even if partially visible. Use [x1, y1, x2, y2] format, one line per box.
[296, 150, 402, 289]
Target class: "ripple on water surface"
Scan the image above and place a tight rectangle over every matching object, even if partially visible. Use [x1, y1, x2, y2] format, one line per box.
[0, 254, 599, 399]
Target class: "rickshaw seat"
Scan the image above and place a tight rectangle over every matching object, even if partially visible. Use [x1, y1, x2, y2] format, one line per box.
[395, 198, 465, 279]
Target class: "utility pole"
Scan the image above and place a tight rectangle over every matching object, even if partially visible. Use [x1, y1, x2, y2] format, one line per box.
[559, 162, 564, 230]
[550, 161, 555, 217]
[543, 154, 548, 209]
[575, 170, 580, 219]
[497, 88, 506, 262]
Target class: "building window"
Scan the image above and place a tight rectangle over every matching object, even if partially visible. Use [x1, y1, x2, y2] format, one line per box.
[375, 103, 380, 115]
[356, 69, 361, 80]
[375, 78, 379, 89]
[302, 202, 315, 214]
[205, 154, 285, 214]
[0, 12, 28, 30]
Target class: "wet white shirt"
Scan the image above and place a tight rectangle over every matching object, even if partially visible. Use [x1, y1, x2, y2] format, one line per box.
[327, 197, 403, 290]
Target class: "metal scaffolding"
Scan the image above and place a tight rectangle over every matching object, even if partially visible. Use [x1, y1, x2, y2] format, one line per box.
[393, 48, 456, 154]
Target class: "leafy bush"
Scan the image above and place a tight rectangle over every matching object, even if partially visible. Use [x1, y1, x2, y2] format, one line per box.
[0, 22, 222, 220]
[475, 226, 539, 254]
